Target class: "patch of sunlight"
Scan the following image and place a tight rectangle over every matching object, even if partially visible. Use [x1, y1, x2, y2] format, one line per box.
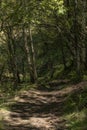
[29, 117, 52, 129]
[0, 108, 11, 129]
[58, 0, 66, 14]
[0, 108, 11, 117]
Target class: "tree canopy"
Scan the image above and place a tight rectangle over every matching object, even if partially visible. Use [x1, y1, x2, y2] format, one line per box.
[0, 0, 87, 85]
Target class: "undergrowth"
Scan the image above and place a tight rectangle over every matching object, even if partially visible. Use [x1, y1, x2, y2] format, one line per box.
[64, 86, 87, 130]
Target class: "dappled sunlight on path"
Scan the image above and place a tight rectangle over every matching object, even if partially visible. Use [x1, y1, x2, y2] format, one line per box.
[0, 81, 86, 130]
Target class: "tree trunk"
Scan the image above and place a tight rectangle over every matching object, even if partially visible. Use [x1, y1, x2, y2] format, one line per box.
[6, 27, 20, 88]
[60, 36, 67, 69]
[23, 27, 35, 83]
[29, 25, 37, 83]
[73, 0, 81, 74]
[82, 0, 86, 70]
[0, 64, 5, 81]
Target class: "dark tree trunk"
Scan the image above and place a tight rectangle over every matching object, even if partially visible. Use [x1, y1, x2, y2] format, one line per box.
[0, 64, 5, 81]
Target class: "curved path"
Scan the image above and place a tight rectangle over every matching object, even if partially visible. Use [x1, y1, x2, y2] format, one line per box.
[1, 81, 85, 130]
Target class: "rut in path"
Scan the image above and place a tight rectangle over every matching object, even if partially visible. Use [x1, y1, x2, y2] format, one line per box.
[1, 80, 84, 130]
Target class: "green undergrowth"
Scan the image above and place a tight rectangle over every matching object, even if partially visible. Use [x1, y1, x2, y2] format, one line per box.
[51, 64, 87, 83]
[64, 86, 87, 130]
[52, 65, 84, 83]
[19, 83, 38, 91]
[0, 82, 37, 110]
[0, 120, 4, 130]
[65, 109, 87, 130]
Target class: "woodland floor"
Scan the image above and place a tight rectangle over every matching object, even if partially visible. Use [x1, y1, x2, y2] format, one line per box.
[0, 81, 86, 130]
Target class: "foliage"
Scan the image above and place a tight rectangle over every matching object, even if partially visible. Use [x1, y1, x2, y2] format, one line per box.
[64, 86, 87, 130]
[65, 109, 87, 130]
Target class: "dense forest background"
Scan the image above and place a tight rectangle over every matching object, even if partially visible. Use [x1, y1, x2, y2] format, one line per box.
[0, 0, 87, 130]
[0, 0, 87, 86]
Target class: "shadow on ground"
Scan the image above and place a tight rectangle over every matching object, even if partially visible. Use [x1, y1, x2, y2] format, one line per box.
[2, 81, 86, 130]
[2, 89, 67, 130]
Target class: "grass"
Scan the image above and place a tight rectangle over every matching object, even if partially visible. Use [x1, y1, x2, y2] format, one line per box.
[19, 83, 38, 91]
[64, 86, 87, 130]
[65, 109, 87, 130]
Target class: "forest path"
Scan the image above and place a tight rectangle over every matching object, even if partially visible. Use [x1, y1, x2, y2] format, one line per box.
[0, 81, 86, 130]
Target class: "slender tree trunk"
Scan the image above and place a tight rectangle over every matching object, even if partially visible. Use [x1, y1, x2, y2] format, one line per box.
[82, 0, 86, 70]
[73, 0, 81, 74]
[60, 36, 67, 69]
[0, 64, 5, 81]
[22, 0, 37, 83]
[23, 27, 35, 83]
[29, 25, 37, 82]
[6, 27, 20, 88]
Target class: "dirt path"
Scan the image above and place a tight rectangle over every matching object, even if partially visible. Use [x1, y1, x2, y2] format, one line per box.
[0, 82, 86, 130]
